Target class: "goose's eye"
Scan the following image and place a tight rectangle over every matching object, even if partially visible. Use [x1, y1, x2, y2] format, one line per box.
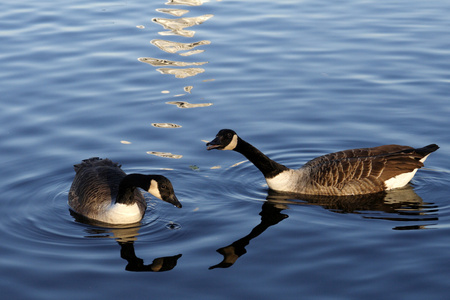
[161, 184, 167, 189]
[227, 133, 232, 139]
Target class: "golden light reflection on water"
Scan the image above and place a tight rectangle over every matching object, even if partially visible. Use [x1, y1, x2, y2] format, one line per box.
[156, 8, 189, 17]
[144, 5, 213, 81]
[138, 57, 207, 67]
[138, 57, 208, 67]
[179, 49, 204, 56]
[151, 123, 182, 128]
[133, 0, 216, 160]
[229, 161, 247, 168]
[157, 67, 205, 78]
[150, 39, 211, 55]
[166, 101, 212, 108]
[147, 151, 183, 159]
[152, 14, 213, 37]
[166, 0, 208, 6]
[205, 160, 248, 171]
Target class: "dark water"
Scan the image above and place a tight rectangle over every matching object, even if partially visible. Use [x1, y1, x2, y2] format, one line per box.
[1, 0, 450, 299]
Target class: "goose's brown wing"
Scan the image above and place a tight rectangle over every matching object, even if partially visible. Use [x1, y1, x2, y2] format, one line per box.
[302, 145, 430, 194]
[69, 158, 127, 215]
[303, 145, 413, 169]
[308, 154, 423, 188]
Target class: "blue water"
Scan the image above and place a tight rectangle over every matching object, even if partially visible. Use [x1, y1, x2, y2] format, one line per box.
[1, 0, 450, 299]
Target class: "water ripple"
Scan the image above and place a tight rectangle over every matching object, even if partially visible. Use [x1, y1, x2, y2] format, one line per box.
[2, 0, 450, 297]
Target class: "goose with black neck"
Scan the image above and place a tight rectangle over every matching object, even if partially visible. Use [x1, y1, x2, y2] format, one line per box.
[206, 129, 439, 196]
[68, 157, 181, 225]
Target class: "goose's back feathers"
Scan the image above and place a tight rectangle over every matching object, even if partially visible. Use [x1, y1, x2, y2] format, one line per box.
[73, 157, 121, 172]
[70, 158, 131, 203]
[302, 144, 413, 169]
[69, 158, 146, 223]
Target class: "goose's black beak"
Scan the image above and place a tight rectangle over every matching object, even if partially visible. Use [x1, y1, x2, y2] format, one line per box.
[206, 137, 221, 150]
[165, 195, 182, 208]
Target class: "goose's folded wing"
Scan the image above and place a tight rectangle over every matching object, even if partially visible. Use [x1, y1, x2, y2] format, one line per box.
[307, 153, 424, 188]
[303, 145, 413, 169]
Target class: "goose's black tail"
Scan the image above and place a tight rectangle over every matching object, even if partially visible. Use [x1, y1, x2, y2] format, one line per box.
[415, 144, 439, 156]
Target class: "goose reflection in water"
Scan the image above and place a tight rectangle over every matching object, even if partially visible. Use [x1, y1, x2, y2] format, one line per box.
[70, 212, 182, 272]
[210, 186, 437, 269]
[209, 202, 288, 270]
[120, 242, 181, 272]
[267, 186, 438, 230]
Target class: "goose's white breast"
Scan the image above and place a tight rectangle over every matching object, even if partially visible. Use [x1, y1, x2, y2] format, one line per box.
[265, 170, 300, 192]
[98, 202, 142, 224]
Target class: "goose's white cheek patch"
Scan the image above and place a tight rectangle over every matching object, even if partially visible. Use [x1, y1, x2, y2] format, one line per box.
[223, 135, 238, 150]
[148, 180, 163, 200]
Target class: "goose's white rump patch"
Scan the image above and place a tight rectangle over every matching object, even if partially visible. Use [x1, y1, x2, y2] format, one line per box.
[384, 170, 418, 190]
[384, 153, 431, 190]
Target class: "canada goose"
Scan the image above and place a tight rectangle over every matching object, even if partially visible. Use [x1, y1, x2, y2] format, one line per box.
[206, 129, 439, 196]
[68, 157, 181, 225]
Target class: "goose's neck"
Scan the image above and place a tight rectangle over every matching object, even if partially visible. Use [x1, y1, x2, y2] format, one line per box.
[234, 138, 289, 178]
[116, 174, 149, 205]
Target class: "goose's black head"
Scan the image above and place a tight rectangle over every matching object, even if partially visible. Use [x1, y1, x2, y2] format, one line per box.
[206, 129, 238, 151]
[148, 175, 182, 208]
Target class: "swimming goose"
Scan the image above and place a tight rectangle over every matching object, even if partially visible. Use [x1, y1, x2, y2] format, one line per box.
[206, 129, 439, 196]
[68, 157, 181, 225]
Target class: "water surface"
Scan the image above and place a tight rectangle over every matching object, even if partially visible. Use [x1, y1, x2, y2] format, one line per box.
[1, 0, 449, 299]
